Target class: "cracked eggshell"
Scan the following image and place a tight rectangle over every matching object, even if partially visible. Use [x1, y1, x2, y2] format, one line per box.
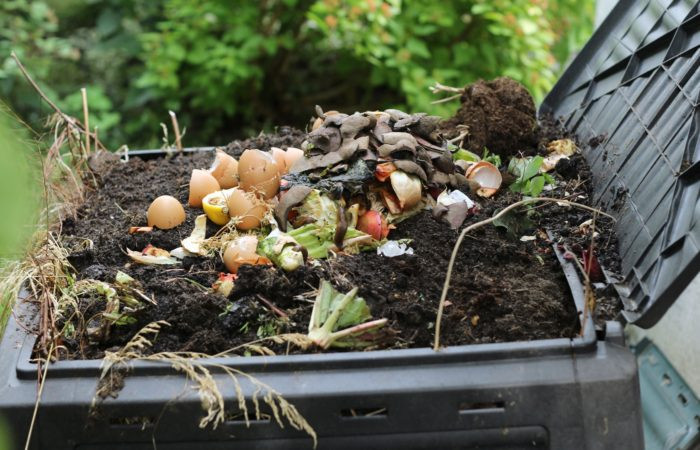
[238, 149, 280, 199]
[189, 169, 221, 207]
[284, 147, 304, 169]
[226, 187, 268, 230]
[466, 161, 502, 198]
[223, 235, 269, 273]
[209, 149, 239, 188]
[270, 147, 288, 176]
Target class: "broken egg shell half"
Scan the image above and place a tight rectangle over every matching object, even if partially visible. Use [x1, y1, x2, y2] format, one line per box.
[147, 195, 186, 230]
[209, 149, 239, 189]
[389, 170, 422, 210]
[284, 147, 304, 169]
[238, 149, 280, 200]
[270, 147, 288, 176]
[223, 235, 270, 273]
[226, 187, 269, 230]
[465, 161, 502, 198]
[357, 210, 390, 240]
[189, 169, 221, 208]
[202, 190, 233, 226]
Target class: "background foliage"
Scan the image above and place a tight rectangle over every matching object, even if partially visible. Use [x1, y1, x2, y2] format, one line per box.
[0, 0, 594, 149]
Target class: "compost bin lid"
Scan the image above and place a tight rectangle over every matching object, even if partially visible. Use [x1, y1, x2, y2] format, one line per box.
[540, 0, 700, 328]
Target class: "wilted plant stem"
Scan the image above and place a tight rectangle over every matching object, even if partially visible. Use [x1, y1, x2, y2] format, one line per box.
[434, 197, 614, 351]
[169, 110, 183, 152]
[81, 88, 90, 154]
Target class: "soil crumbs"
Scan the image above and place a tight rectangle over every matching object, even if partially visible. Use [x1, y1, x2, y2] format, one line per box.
[58, 88, 621, 360]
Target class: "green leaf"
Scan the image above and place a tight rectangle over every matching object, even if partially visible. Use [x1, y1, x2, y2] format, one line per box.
[523, 156, 544, 181]
[493, 208, 535, 238]
[453, 148, 481, 162]
[97, 9, 121, 37]
[528, 175, 545, 197]
[406, 38, 430, 59]
[331, 291, 371, 330]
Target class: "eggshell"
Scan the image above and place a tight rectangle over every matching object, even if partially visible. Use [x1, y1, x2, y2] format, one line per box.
[270, 147, 287, 176]
[209, 149, 239, 188]
[189, 169, 221, 207]
[226, 187, 268, 230]
[147, 195, 186, 229]
[284, 147, 304, 170]
[223, 235, 268, 273]
[238, 149, 280, 199]
[465, 161, 502, 198]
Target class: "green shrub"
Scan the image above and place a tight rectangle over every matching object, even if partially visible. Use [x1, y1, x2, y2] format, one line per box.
[0, 0, 593, 149]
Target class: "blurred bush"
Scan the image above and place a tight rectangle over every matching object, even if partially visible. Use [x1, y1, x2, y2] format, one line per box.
[0, 0, 593, 149]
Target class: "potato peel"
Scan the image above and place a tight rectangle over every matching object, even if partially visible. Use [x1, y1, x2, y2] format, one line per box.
[127, 247, 179, 265]
[182, 214, 209, 255]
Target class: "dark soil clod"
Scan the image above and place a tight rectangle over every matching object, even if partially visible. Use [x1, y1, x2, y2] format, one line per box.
[440, 77, 538, 157]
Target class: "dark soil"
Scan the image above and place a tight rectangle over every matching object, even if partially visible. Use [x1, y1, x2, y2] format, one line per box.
[55, 107, 622, 360]
[440, 77, 538, 157]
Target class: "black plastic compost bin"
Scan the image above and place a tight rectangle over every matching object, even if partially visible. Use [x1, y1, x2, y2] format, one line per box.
[2, 0, 699, 448]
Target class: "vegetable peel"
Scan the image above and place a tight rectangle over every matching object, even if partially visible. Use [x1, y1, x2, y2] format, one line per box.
[182, 214, 209, 255]
[307, 280, 388, 349]
[127, 246, 180, 265]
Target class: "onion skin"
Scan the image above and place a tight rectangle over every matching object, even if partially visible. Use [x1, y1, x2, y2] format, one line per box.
[389, 171, 422, 210]
[147, 195, 186, 229]
[189, 169, 221, 207]
[375, 162, 397, 182]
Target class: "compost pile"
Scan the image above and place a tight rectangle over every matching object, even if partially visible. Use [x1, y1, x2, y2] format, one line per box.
[58, 77, 622, 359]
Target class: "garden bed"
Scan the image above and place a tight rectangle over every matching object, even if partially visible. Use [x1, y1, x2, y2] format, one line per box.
[55, 79, 622, 361]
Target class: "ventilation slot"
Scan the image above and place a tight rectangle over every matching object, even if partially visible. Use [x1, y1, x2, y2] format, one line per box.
[340, 407, 388, 419]
[459, 401, 506, 414]
[109, 415, 155, 430]
[225, 409, 272, 425]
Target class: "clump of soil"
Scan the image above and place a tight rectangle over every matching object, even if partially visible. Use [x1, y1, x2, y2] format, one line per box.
[225, 126, 306, 157]
[440, 77, 537, 157]
[54, 102, 622, 360]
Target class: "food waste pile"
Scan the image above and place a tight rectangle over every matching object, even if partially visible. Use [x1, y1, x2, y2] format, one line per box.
[58, 78, 621, 358]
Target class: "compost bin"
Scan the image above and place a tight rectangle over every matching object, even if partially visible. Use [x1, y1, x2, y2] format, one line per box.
[1, 0, 699, 448]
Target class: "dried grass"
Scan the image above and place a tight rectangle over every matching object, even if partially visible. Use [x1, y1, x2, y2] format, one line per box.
[94, 322, 317, 446]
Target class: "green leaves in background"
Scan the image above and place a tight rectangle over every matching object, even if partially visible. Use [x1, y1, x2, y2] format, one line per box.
[0, 0, 594, 149]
